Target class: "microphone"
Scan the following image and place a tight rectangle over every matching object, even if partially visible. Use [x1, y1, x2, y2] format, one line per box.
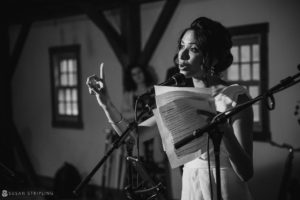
[138, 73, 186, 99]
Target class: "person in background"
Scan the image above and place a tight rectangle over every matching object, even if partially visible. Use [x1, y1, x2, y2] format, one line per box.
[86, 16, 254, 200]
[121, 65, 156, 122]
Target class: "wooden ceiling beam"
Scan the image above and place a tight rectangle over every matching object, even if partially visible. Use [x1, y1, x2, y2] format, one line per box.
[139, 0, 179, 66]
[9, 22, 32, 79]
[2, 22, 40, 187]
[84, 5, 127, 67]
[7, 0, 166, 25]
[121, 3, 141, 68]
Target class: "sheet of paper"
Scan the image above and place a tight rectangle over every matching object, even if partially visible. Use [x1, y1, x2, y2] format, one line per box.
[153, 86, 216, 168]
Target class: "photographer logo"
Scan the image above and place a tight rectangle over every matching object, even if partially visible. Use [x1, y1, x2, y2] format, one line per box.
[2, 190, 8, 197]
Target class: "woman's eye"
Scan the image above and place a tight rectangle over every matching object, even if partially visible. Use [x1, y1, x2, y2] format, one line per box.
[190, 47, 199, 53]
[178, 44, 184, 50]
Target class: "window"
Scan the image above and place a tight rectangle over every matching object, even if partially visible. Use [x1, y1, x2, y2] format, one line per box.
[226, 23, 270, 141]
[49, 45, 83, 128]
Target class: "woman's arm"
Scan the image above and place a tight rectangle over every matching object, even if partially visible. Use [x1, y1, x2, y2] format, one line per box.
[86, 64, 130, 136]
[100, 100, 130, 136]
[221, 94, 254, 182]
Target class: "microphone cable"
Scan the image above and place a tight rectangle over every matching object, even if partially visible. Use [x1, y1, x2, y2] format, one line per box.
[134, 97, 140, 188]
[207, 133, 214, 200]
[134, 97, 140, 159]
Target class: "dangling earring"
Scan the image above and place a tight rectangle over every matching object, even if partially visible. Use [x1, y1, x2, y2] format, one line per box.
[201, 58, 210, 86]
[210, 66, 215, 76]
[202, 58, 209, 75]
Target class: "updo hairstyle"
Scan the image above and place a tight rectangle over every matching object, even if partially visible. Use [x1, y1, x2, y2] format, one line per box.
[178, 17, 233, 76]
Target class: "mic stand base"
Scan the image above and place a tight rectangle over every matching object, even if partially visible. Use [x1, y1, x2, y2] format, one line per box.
[124, 156, 167, 200]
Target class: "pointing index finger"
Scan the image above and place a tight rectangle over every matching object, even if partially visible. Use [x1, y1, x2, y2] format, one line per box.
[99, 62, 104, 79]
[99, 62, 104, 88]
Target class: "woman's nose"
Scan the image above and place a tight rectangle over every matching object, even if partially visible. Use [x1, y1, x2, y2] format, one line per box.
[179, 49, 189, 60]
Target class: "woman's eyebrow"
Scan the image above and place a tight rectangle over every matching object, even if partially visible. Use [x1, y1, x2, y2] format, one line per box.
[181, 41, 198, 45]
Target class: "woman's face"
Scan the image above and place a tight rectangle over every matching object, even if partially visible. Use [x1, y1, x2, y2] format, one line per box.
[178, 30, 204, 79]
[131, 67, 145, 85]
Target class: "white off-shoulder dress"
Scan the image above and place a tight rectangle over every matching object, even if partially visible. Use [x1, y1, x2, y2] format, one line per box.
[181, 85, 253, 200]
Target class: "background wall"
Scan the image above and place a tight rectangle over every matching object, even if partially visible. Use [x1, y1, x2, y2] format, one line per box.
[10, 0, 300, 199]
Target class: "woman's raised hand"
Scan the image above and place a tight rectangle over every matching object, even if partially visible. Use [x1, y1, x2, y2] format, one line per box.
[86, 63, 110, 107]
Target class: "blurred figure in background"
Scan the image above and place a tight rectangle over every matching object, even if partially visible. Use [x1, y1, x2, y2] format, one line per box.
[121, 64, 156, 122]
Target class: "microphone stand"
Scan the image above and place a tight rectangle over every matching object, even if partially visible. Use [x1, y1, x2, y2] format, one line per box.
[174, 66, 300, 200]
[269, 140, 300, 200]
[73, 108, 151, 196]
[78, 74, 186, 197]
[208, 125, 223, 200]
[122, 98, 167, 200]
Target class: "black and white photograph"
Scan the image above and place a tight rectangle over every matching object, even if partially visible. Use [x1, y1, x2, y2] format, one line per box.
[1, 0, 300, 200]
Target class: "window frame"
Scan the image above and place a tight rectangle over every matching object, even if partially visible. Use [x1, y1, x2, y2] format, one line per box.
[49, 44, 83, 129]
[228, 23, 270, 141]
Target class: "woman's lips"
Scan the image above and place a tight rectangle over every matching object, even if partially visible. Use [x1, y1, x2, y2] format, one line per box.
[179, 64, 189, 70]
